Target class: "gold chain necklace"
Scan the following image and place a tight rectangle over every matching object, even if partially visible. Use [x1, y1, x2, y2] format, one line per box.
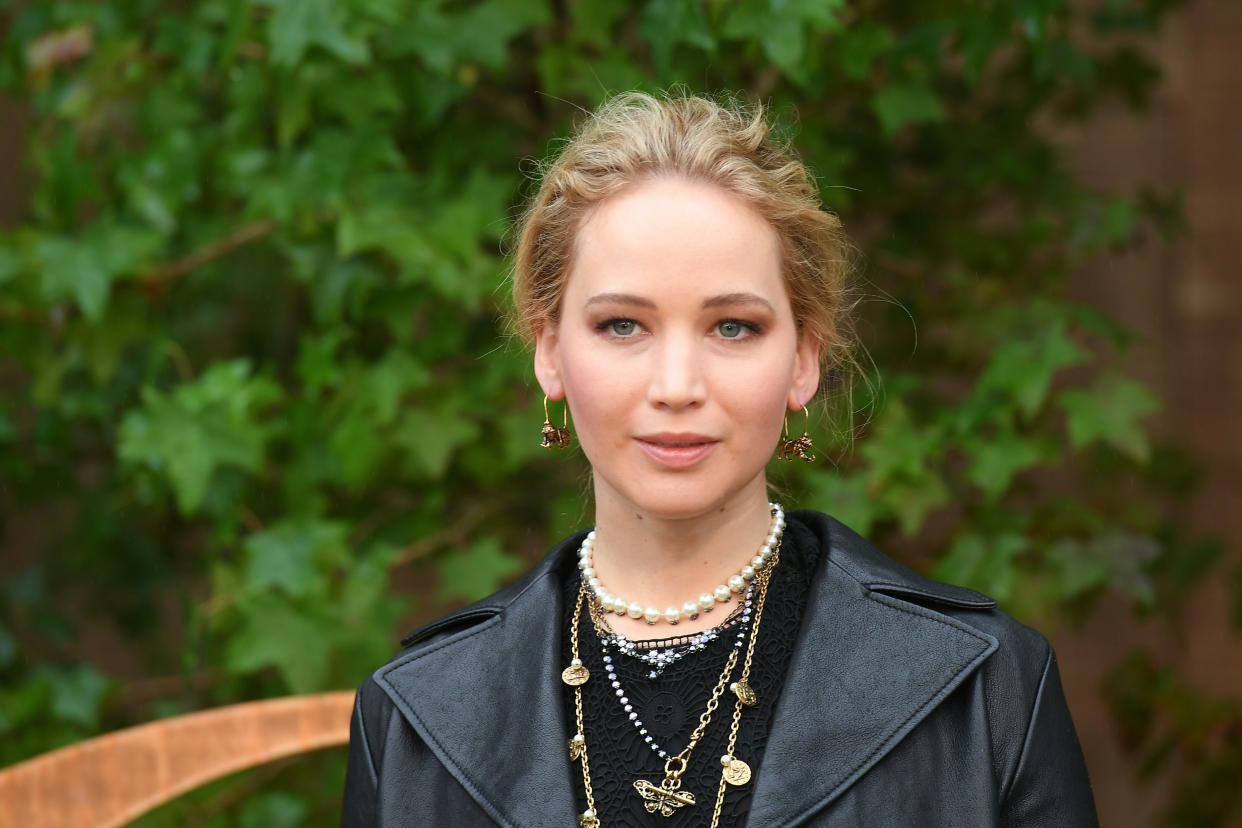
[563, 543, 780, 827]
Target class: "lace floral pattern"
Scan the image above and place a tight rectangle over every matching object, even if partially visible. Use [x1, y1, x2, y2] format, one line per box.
[559, 520, 819, 825]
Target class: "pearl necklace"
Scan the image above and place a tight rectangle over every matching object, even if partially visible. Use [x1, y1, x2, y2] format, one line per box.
[576, 503, 785, 626]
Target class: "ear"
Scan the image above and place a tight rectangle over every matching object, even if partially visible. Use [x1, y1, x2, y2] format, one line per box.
[533, 321, 566, 400]
[787, 333, 822, 411]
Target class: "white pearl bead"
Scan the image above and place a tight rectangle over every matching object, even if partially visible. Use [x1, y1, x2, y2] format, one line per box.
[587, 577, 600, 589]
[752, 555, 765, 569]
[582, 566, 595, 579]
[741, 565, 755, 580]
[627, 601, 643, 619]
[698, 593, 715, 611]
[720, 754, 732, 765]
[664, 607, 680, 624]
[644, 606, 660, 624]
[613, 597, 628, 615]
[682, 601, 699, 619]
[766, 533, 777, 547]
[761, 548, 773, 561]
[714, 584, 731, 602]
[728, 574, 745, 593]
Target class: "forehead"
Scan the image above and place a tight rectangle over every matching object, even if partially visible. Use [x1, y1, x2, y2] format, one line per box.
[565, 177, 786, 303]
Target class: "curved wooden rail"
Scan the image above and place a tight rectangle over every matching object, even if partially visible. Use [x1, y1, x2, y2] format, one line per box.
[0, 691, 355, 828]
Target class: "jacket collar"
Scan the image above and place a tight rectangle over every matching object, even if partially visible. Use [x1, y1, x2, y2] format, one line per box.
[374, 511, 997, 827]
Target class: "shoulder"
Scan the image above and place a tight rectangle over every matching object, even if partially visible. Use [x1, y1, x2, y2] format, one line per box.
[790, 508, 1053, 682]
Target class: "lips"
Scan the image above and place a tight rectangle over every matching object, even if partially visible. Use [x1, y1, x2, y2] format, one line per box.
[635, 433, 719, 468]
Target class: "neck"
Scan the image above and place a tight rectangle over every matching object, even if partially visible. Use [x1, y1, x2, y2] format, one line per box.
[587, 475, 776, 635]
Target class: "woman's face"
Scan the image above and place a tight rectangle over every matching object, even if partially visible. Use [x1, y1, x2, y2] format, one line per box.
[534, 177, 820, 521]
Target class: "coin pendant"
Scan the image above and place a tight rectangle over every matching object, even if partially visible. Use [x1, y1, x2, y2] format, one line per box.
[732, 678, 758, 706]
[569, 735, 585, 761]
[562, 664, 590, 686]
[722, 757, 752, 786]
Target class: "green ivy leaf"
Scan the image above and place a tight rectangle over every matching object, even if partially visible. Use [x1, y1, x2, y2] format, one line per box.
[47, 664, 113, 730]
[362, 349, 432, 427]
[978, 323, 1089, 419]
[835, 22, 894, 80]
[265, 0, 370, 66]
[118, 360, 282, 514]
[1044, 539, 1111, 599]
[884, 476, 951, 538]
[395, 405, 481, 480]
[860, 402, 941, 481]
[242, 519, 350, 599]
[805, 472, 879, 537]
[1059, 374, 1161, 462]
[225, 594, 340, 692]
[36, 224, 163, 320]
[759, 17, 809, 83]
[435, 537, 524, 604]
[569, 0, 630, 49]
[933, 532, 1027, 603]
[460, 0, 553, 70]
[640, 0, 715, 73]
[871, 83, 945, 135]
[967, 428, 1045, 499]
[295, 329, 349, 397]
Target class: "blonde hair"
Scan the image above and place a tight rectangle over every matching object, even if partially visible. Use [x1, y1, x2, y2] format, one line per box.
[511, 90, 856, 387]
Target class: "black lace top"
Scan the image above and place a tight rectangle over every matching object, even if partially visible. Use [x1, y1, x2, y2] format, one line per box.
[558, 520, 819, 825]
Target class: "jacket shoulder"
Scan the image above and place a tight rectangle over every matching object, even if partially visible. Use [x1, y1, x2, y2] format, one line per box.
[796, 508, 1054, 691]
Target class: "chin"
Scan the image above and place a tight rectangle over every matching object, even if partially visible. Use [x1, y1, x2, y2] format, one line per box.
[611, 474, 754, 522]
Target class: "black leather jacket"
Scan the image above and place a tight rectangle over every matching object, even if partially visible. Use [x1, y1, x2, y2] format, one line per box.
[342, 511, 1098, 826]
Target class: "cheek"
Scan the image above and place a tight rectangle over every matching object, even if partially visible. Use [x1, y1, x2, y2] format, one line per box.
[711, 355, 796, 435]
[558, 347, 634, 432]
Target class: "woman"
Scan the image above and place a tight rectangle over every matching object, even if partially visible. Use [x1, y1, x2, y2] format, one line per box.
[342, 92, 1098, 827]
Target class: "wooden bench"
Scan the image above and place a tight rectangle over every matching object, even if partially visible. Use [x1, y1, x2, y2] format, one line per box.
[0, 692, 355, 828]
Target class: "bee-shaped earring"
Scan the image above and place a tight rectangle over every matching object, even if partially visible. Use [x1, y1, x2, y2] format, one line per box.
[540, 395, 572, 449]
[777, 405, 815, 462]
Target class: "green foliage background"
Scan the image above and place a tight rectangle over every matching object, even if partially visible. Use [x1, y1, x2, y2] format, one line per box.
[1, 0, 1239, 825]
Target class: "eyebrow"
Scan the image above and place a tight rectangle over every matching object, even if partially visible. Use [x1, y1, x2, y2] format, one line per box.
[583, 292, 775, 313]
[701, 292, 775, 313]
[584, 292, 657, 309]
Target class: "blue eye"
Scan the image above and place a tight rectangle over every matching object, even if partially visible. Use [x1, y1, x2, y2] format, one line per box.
[717, 320, 758, 339]
[606, 319, 637, 336]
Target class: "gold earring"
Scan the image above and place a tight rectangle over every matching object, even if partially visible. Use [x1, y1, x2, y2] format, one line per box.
[540, 395, 572, 449]
[777, 405, 815, 462]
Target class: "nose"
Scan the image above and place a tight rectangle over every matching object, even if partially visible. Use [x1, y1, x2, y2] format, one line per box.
[646, 331, 707, 410]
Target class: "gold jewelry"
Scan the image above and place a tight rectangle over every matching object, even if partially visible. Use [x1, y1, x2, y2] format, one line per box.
[708, 543, 778, 827]
[540, 395, 572, 449]
[777, 405, 815, 462]
[568, 543, 780, 825]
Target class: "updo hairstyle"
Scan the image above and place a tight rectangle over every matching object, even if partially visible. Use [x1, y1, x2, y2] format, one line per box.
[511, 90, 855, 385]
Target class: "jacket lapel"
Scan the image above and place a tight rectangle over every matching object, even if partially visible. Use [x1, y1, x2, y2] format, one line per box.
[374, 544, 579, 828]
[747, 513, 999, 826]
